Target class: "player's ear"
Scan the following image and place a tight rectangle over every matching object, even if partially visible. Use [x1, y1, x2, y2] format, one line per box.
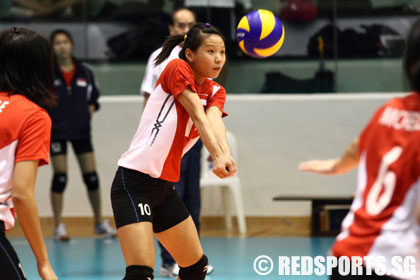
[185, 48, 193, 63]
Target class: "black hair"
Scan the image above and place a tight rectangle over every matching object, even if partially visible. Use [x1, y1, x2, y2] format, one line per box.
[404, 17, 420, 92]
[155, 23, 225, 66]
[50, 29, 74, 45]
[171, 7, 196, 26]
[0, 28, 56, 108]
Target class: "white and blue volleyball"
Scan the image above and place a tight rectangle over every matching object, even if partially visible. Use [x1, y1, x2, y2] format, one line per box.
[236, 9, 285, 58]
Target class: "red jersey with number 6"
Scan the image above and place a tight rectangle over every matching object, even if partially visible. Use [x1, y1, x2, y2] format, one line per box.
[332, 93, 420, 279]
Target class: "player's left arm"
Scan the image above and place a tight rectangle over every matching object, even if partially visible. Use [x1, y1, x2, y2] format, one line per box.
[206, 106, 237, 174]
[206, 106, 230, 155]
[299, 138, 360, 175]
[12, 160, 57, 279]
[86, 66, 100, 115]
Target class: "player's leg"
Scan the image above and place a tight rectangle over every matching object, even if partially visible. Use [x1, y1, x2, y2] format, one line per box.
[182, 141, 202, 232]
[156, 217, 207, 280]
[154, 189, 207, 280]
[73, 139, 116, 236]
[118, 223, 155, 280]
[181, 141, 214, 275]
[158, 153, 189, 277]
[158, 240, 177, 277]
[73, 139, 100, 222]
[111, 167, 159, 279]
[50, 140, 70, 241]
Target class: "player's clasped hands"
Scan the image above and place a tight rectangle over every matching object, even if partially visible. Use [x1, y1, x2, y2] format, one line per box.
[213, 154, 237, 178]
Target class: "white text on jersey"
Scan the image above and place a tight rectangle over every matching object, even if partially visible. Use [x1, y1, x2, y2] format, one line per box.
[0, 100, 10, 113]
[379, 107, 420, 131]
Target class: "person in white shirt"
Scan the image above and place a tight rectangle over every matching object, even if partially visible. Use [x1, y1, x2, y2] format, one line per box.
[141, 8, 196, 106]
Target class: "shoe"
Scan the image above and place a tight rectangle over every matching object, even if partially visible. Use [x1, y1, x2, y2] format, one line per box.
[54, 223, 70, 241]
[207, 264, 214, 275]
[160, 263, 179, 278]
[94, 220, 117, 238]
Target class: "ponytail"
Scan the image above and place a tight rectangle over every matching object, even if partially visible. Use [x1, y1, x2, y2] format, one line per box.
[404, 17, 420, 92]
[154, 34, 184, 66]
[412, 61, 420, 92]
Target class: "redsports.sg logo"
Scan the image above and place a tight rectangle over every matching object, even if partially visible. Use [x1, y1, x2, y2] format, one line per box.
[253, 255, 416, 277]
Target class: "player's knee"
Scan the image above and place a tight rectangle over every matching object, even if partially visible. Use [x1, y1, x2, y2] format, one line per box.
[123, 265, 154, 280]
[83, 172, 99, 191]
[51, 173, 67, 193]
[179, 255, 208, 280]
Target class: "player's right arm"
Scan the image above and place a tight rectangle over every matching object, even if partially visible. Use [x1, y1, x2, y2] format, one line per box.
[178, 88, 235, 178]
[12, 160, 57, 280]
[299, 138, 360, 175]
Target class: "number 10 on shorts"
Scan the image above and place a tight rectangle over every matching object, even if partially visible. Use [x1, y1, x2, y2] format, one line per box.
[138, 203, 151, 216]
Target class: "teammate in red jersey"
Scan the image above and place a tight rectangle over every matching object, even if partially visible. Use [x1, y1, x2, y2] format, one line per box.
[0, 28, 57, 280]
[299, 18, 420, 280]
[111, 23, 236, 280]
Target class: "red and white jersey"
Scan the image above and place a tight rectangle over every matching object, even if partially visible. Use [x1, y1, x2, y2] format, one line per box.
[118, 59, 227, 182]
[333, 93, 420, 279]
[0, 92, 51, 230]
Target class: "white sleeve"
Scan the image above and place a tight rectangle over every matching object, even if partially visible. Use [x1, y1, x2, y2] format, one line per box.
[140, 49, 160, 96]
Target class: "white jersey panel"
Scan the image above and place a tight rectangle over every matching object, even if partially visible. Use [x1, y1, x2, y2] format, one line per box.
[367, 178, 420, 280]
[118, 85, 178, 178]
[0, 140, 17, 230]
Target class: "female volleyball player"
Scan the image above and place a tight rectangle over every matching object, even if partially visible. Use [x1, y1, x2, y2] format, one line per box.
[299, 18, 420, 280]
[48, 29, 116, 240]
[0, 28, 57, 280]
[111, 23, 236, 280]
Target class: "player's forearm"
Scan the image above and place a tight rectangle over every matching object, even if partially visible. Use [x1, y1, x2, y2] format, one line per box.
[334, 138, 360, 173]
[191, 112, 224, 160]
[12, 193, 50, 265]
[178, 89, 224, 160]
[206, 108, 230, 155]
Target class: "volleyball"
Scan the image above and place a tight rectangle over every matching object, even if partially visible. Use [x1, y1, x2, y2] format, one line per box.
[236, 9, 285, 58]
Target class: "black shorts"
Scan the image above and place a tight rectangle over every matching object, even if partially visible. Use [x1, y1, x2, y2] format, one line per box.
[111, 167, 190, 233]
[0, 221, 26, 280]
[50, 139, 93, 156]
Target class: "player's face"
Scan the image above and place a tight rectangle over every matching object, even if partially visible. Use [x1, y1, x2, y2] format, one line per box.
[53, 34, 73, 60]
[189, 34, 226, 82]
[169, 10, 196, 36]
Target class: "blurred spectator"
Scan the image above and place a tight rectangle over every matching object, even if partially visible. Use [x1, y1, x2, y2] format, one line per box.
[0, 0, 84, 20]
[279, 0, 318, 22]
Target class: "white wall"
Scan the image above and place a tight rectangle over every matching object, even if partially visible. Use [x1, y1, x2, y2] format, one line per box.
[35, 93, 403, 217]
